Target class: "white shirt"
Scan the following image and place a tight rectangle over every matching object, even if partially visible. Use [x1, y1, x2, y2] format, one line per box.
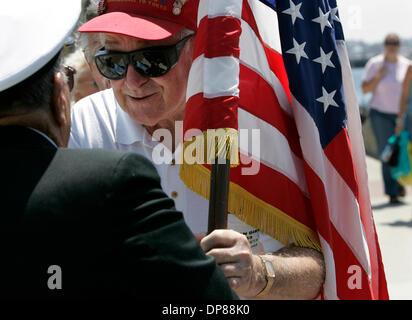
[362, 54, 410, 114]
[69, 89, 285, 254]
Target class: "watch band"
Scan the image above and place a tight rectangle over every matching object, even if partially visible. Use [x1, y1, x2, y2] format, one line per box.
[255, 255, 276, 298]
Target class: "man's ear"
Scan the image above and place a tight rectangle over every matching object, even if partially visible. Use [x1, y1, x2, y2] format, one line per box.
[51, 71, 71, 128]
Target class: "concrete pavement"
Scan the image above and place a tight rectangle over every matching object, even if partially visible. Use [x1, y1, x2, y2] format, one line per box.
[367, 156, 412, 300]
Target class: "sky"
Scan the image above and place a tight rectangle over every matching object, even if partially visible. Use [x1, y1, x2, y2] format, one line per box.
[338, 0, 412, 43]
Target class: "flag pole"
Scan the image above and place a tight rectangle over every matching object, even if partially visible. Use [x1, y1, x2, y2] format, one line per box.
[207, 155, 230, 234]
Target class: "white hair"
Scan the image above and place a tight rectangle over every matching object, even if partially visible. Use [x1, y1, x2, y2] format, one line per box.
[78, 0, 101, 62]
[63, 47, 89, 75]
[79, 33, 104, 62]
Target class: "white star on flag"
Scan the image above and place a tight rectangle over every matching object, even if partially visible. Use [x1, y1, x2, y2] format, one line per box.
[282, 0, 304, 25]
[330, 7, 340, 23]
[316, 87, 339, 113]
[313, 48, 335, 73]
[286, 38, 308, 64]
[312, 7, 332, 33]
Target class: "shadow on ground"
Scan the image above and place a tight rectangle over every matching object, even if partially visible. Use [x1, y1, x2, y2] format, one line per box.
[384, 220, 412, 228]
[372, 202, 408, 211]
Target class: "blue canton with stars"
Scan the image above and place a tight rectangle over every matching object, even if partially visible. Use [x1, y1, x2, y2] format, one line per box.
[259, 0, 348, 148]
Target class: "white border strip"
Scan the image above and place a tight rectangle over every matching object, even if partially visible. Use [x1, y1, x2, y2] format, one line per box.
[337, 40, 376, 284]
[292, 95, 371, 277]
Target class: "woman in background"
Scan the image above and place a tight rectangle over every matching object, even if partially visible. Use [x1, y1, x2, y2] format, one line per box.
[362, 33, 410, 204]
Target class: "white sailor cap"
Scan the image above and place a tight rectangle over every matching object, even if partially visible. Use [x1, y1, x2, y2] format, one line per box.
[0, 0, 82, 92]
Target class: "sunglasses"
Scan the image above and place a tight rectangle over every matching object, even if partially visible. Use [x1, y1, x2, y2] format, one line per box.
[94, 35, 193, 80]
[384, 40, 400, 46]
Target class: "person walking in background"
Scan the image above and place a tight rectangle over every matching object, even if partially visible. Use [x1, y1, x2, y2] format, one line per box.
[362, 33, 410, 204]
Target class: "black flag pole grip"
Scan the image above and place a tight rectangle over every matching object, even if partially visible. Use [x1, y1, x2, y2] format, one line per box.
[207, 157, 230, 234]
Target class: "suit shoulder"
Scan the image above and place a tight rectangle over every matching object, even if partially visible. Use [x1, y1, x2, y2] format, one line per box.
[26, 148, 162, 218]
[40, 148, 160, 197]
[54, 148, 159, 183]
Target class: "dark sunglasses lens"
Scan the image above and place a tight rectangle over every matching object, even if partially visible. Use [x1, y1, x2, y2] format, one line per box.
[385, 41, 400, 46]
[95, 35, 191, 79]
[96, 54, 128, 80]
[132, 50, 171, 77]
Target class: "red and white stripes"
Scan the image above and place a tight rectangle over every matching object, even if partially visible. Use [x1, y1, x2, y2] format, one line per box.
[182, 0, 387, 300]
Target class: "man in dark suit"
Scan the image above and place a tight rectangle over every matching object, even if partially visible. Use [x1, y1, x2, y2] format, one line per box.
[0, 0, 237, 300]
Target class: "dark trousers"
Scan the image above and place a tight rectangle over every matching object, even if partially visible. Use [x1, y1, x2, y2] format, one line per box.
[369, 109, 404, 197]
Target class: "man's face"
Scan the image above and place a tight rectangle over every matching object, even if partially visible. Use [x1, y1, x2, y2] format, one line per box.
[59, 71, 73, 147]
[384, 35, 400, 56]
[103, 33, 194, 128]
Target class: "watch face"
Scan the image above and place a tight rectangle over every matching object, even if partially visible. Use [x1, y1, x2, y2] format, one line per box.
[264, 261, 276, 277]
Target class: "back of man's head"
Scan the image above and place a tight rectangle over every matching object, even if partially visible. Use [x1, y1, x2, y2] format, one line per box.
[0, 1, 81, 90]
[0, 0, 81, 145]
[0, 53, 61, 115]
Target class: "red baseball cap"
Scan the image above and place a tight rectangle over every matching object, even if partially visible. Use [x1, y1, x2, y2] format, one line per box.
[78, 0, 199, 40]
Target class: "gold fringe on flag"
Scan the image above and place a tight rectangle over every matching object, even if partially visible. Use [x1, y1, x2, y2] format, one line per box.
[179, 163, 322, 252]
[180, 128, 239, 166]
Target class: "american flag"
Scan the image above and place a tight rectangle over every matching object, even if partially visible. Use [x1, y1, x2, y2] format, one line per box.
[180, 0, 389, 299]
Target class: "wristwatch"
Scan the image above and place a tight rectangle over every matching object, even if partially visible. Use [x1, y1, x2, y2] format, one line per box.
[256, 255, 276, 297]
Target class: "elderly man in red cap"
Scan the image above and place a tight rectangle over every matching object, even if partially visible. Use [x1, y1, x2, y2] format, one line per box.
[70, 0, 325, 299]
